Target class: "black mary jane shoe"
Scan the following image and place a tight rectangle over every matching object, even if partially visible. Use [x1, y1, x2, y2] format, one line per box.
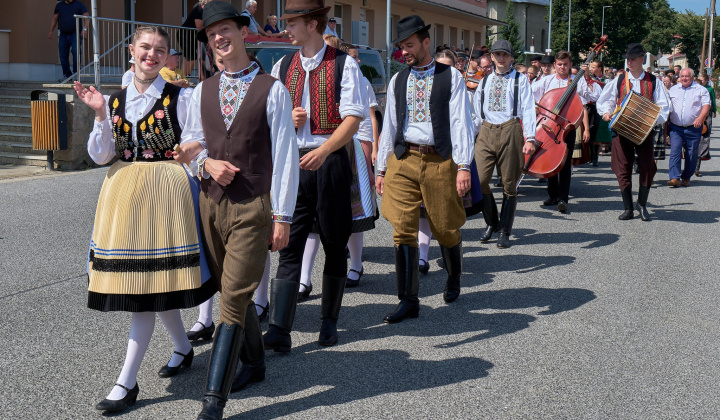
[187, 321, 215, 341]
[542, 197, 558, 206]
[95, 383, 139, 412]
[418, 259, 430, 275]
[157, 348, 194, 378]
[345, 267, 364, 288]
[255, 302, 269, 322]
[297, 283, 313, 301]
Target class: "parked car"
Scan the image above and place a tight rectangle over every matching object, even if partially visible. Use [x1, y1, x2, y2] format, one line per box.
[245, 41, 387, 129]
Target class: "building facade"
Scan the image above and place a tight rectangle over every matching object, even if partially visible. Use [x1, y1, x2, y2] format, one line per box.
[1, 0, 504, 82]
[486, 0, 549, 55]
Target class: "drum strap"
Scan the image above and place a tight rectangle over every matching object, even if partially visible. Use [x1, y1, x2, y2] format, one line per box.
[479, 71, 521, 120]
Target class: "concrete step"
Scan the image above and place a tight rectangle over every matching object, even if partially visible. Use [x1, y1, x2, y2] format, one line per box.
[0, 151, 49, 168]
[0, 87, 40, 98]
[0, 121, 31, 134]
[0, 81, 53, 89]
[0, 130, 32, 144]
[0, 140, 42, 154]
[0, 95, 31, 106]
[0, 112, 32, 124]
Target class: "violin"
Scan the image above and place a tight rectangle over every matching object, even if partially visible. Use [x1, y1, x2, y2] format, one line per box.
[464, 68, 485, 90]
[522, 36, 608, 179]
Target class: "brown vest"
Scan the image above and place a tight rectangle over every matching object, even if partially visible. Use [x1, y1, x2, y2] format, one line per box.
[200, 70, 275, 204]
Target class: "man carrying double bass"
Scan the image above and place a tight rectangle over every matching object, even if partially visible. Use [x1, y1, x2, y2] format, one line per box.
[472, 39, 537, 248]
[532, 50, 599, 213]
[596, 43, 670, 221]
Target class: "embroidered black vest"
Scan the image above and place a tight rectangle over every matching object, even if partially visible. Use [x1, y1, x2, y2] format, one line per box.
[108, 83, 183, 162]
[279, 46, 346, 135]
[393, 63, 452, 160]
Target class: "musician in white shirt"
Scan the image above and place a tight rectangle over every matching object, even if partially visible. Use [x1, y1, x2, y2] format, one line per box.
[597, 43, 670, 221]
[532, 50, 600, 213]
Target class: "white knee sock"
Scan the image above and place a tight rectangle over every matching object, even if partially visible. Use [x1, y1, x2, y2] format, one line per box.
[190, 296, 214, 332]
[347, 232, 364, 279]
[418, 217, 432, 262]
[157, 310, 193, 367]
[107, 312, 156, 400]
[254, 252, 272, 316]
[300, 233, 320, 290]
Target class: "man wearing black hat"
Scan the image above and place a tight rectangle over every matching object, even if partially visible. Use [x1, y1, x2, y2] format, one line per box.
[263, 0, 364, 350]
[472, 39, 537, 248]
[532, 50, 599, 213]
[324, 17, 339, 37]
[178, 2, 299, 418]
[375, 15, 474, 323]
[597, 43, 670, 221]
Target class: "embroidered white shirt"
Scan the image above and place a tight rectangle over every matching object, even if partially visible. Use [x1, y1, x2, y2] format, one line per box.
[473, 69, 537, 140]
[596, 71, 670, 126]
[376, 62, 474, 172]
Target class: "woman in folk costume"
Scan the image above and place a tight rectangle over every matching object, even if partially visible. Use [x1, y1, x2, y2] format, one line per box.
[74, 26, 214, 413]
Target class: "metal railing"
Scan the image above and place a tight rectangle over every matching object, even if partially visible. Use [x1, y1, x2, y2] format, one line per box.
[63, 16, 205, 87]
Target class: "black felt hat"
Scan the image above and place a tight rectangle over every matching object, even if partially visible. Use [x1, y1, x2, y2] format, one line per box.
[529, 54, 543, 62]
[197, 2, 250, 43]
[540, 55, 555, 65]
[471, 49, 483, 59]
[392, 15, 431, 45]
[622, 43, 647, 59]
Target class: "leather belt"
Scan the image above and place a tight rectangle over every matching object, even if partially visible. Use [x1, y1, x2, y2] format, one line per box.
[406, 142, 438, 154]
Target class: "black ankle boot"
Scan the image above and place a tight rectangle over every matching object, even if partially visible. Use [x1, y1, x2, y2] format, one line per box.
[232, 303, 265, 392]
[384, 245, 420, 323]
[440, 242, 462, 303]
[262, 278, 300, 353]
[497, 195, 517, 249]
[197, 323, 244, 420]
[318, 275, 346, 346]
[479, 194, 499, 243]
[636, 185, 651, 221]
[619, 187, 634, 220]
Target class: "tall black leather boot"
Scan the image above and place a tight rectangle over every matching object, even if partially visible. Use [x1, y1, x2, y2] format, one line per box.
[440, 242, 462, 303]
[618, 187, 634, 220]
[497, 195, 517, 249]
[318, 275, 346, 346]
[636, 185, 651, 221]
[262, 279, 300, 353]
[479, 194, 499, 242]
[231, 303, 265, 392]
[383, 245, 420, 323]
[197, 323, 244, 420]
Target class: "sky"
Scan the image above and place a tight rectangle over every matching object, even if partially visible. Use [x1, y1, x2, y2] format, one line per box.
[669, 0, 713, 15]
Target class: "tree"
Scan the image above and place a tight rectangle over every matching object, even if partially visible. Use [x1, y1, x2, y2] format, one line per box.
[673, 10, 720, 72]
[504, 1, 525, 63]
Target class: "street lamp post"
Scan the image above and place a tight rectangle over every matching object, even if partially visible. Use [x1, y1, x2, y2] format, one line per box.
[600, 5, 612, 60]
[547, 0, 553, 54]
[567, 0, 571, 52]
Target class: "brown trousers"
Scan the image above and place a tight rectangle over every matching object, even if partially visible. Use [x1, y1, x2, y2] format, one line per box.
[382, 150, 465, 248]
[475, 119, 525, 197]
[199, 192, 272, 327]
[611, 134, 656, 190]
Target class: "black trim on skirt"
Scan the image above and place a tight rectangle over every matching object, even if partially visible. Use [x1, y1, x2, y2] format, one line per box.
[87, 278, 216, 312]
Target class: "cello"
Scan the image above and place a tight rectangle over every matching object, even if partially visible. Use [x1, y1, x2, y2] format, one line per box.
[522, 36, 608, 179]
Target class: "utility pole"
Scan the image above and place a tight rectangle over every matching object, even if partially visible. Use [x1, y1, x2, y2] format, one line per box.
[702, 8, 708, 74]
[547, 0, 553, 54]
[600, 5, 612, 61]
[567, 0, 571, 52]
[709, 0, 716, 76]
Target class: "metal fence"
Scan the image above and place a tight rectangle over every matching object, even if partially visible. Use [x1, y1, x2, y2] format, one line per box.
[65, 16, 205, 87]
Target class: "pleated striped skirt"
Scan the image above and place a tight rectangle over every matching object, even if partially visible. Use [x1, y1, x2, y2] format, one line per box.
[87, 160, 215, 312]
[346, 137, 377, 233]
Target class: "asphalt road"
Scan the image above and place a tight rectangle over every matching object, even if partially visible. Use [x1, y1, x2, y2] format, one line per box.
[1, 131, 720, 419]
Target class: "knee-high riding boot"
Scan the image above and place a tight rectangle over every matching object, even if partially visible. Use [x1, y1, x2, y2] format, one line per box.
[262, 278, 300, 353]
[480, 194, 499, 242]
[383, 245, 420, 323]
[318, 275, 346, 346]
[231, 303, 265, 392]
[619, 187, 634, 220]
[497, 195, 517, 248]
[636, 185, 651, 221]
[440, 242, 463, 302]
[197, 323, 244, 420]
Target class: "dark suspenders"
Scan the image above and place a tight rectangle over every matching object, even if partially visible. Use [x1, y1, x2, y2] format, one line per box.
[479, 71, 521, 120]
